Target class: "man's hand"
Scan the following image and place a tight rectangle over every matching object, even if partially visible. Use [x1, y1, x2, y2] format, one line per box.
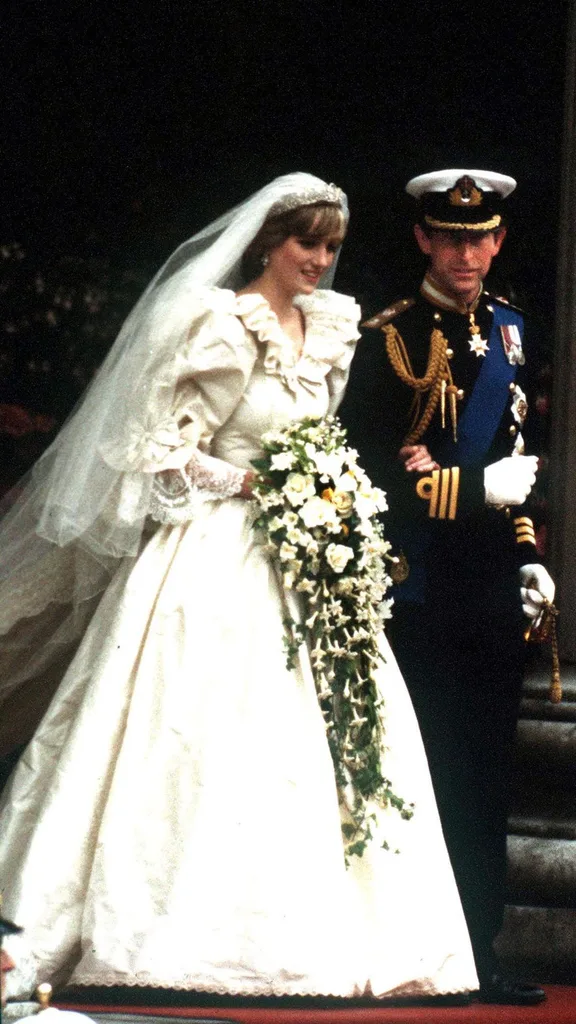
[399, 444, 440, 473]
[484, 455, 538, 505]
[519, 563, 555, 622]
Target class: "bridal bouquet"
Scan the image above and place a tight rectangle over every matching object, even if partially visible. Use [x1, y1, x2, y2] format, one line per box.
[251, 415, 413, 859]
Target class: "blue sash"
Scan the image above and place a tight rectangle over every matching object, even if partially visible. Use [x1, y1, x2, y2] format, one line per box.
[437, 303, 524, 467]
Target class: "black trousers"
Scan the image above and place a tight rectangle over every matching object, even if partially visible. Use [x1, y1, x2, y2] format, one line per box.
[388, 597, 526, 981]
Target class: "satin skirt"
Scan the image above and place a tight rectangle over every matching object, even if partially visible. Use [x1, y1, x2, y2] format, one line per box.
[0, 498, 478, 999]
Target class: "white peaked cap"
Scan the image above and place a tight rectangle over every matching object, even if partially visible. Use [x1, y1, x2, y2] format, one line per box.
[406, 169, 517, 199]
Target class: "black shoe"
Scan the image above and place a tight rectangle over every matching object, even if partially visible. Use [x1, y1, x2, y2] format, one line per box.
[477, 974, 546, 1005]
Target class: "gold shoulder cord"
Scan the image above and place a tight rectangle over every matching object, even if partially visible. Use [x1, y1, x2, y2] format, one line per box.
[383, 323, 462, 444]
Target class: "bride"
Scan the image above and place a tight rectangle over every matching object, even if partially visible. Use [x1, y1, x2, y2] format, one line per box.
[0, 173, 478, 1000]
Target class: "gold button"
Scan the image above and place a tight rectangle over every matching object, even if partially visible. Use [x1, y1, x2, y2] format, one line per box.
[434, 312, 441, 321]
[509, 425, 517, 435]
[509, 381, 516, 392]
[457, 388, 465, 399]
[446, 348, 454, 358]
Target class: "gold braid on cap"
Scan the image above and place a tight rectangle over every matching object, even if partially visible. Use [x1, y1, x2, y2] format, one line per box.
[424, 213, 502, 231]
[384, 324, 462, 444]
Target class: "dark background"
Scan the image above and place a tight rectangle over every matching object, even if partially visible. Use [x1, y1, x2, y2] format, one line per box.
[0, 0, 569, 480]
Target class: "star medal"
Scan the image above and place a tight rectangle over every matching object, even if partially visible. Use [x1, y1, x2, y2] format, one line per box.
[468, 312, 489, 357]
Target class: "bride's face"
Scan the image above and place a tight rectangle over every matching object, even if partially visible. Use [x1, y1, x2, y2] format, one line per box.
[266, 233, 340, 297]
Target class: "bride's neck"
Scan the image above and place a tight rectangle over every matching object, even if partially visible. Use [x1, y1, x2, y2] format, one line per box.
[238, 276, 300, 328]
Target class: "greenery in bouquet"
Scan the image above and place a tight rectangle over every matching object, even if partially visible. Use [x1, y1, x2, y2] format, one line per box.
[251, 415, 413, 860]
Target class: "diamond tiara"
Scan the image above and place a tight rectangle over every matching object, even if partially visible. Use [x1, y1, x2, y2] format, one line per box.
[268, 183, 344, 217]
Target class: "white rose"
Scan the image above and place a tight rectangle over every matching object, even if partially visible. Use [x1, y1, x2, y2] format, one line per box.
[299, 495, 340, 530]
[331, 489, 354, 517]
[284, 472, 316, 507]
[325, 542, 355, 573]
[270, 450, 296, 471]
[281, 511, 299, 527]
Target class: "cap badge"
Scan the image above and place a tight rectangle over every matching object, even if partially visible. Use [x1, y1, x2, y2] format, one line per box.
[448, 176, 483, 207]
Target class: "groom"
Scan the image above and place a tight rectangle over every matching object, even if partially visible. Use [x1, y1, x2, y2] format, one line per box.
[339, 169, 554, 1005]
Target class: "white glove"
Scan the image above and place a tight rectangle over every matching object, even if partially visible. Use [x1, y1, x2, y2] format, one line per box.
[519, 563, 555, 622]
[484, 455, 538, 505]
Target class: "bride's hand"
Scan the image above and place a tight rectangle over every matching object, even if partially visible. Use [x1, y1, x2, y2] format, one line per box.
[399, 444, 440, 473]
[240, 470, 256, 499]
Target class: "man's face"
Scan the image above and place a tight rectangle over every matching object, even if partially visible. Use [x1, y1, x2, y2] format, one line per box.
[1, 947, 15, 1007]
[414, 224, 506, 305]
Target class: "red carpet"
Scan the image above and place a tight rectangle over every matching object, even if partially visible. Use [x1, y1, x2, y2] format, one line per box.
[58, 986, 576, 1023]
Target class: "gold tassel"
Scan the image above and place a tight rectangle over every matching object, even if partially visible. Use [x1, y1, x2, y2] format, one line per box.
[524, 600, 562, 704]
[446, 384, 459, 442]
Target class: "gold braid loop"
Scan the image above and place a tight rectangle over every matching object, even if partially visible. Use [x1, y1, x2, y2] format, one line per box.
[384, 324, 458, 444]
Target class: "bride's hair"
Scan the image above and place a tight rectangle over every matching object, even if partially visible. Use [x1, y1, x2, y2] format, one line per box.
[241, 202, 347, 283]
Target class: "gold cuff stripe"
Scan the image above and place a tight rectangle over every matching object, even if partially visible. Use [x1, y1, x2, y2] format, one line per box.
[416, 467, 460, 520]
[448, 466, 460, 520]
[516, 529, 536, 545]
[424, 214, 502, 231]
[513, 515, 536, 545]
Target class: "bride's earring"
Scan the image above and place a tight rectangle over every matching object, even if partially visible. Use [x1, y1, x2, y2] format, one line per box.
[261, 253, 269, 267]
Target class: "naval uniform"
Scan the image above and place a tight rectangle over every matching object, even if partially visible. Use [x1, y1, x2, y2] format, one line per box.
[339, 281, 543, 982]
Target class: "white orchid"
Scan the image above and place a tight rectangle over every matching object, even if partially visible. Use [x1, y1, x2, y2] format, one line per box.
[311, 449, 346, 481]
[270, 450, 296, 471]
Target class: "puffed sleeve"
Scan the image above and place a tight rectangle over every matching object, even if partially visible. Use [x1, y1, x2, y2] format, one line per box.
[125, 295, 257, 474]
[99, 289, 258, 525]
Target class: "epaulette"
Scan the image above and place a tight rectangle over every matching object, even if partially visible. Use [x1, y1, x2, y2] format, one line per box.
[484, 291, 525, 315]
[361, 297, 415, 329]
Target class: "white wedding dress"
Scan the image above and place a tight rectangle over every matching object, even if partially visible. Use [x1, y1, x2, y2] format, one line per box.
[0, 288, 478, 1000]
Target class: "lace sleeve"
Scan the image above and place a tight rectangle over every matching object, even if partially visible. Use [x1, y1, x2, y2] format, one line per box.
[149, 450, 246, 525]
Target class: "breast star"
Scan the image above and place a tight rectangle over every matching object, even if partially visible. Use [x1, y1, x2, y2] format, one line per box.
[468, 335, 490, 357]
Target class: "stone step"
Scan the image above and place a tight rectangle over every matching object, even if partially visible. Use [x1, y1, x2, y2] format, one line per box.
[508, 778, 576, 838]
[495, 905, 576, 984]
[507, 835, 576, 906]
[513, 718, 576, 780]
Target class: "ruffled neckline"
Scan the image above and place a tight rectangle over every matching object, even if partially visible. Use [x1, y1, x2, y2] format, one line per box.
[230, 289, 361, 394]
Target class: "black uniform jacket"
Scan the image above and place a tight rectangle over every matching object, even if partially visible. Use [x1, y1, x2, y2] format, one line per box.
[339, 289, 542, 613]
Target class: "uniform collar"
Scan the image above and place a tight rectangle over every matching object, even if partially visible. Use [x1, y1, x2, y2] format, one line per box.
[420, 271, 483, 315]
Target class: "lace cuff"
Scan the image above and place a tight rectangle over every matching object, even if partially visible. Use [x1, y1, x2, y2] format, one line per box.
[149, 450, 246, 525]
[186, 449, 246, 498]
